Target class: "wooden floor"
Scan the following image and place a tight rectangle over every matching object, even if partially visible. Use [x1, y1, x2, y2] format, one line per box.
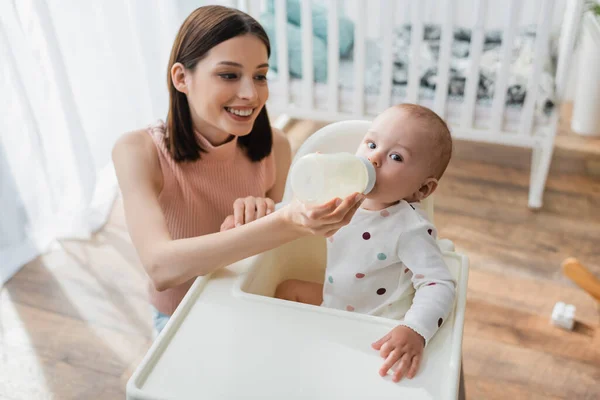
[2, 107, 600, 399]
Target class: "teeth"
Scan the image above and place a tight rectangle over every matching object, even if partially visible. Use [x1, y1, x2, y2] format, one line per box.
[226, 107, 253, 117]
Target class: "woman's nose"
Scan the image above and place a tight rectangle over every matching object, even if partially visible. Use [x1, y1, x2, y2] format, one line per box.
[238, 77, 258, 102]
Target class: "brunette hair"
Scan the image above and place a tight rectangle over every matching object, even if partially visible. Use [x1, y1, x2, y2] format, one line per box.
[166, 5, 272, 162]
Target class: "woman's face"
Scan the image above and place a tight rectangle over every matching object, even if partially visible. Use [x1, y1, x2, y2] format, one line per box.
[178, 34, 270, 144]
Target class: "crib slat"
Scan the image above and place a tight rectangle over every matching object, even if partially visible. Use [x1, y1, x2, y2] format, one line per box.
[301, 0, 314, 109]
[519, 0, 554, 136]
[406, 2, 423, 103]
[237, 0, 249, 12]
[554, 0, 584, 102]
[353, 0, 366, 115]
[377, 0, 395, 112]
[327, 0, 339, 112]
[490, 0, 519, 133]
[461, 0, 487, 129]
[433, 0, 454, 118]
[274, 0, 289, 106]
[245, 0, 261, 19]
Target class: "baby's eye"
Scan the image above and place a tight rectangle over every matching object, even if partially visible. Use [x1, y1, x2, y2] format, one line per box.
[367, 142, 376, 149]
[390, 154, 403, 162]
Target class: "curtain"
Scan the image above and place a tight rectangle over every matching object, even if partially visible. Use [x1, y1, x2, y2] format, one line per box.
[0, 0, 213, 285]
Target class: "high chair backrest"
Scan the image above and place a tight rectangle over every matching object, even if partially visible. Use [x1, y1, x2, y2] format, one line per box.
[283, 120, 435, 223]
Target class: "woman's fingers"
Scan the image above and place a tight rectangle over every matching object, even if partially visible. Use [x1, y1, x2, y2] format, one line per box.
[330, 193, 364, 218]
[310, 193, 363, 222]
[231, 197, 275, 226]
[233, 198, 245, 227]
[265, 198, 275, 215]
[324, 228, 339, 238]
[255, 198, 268, 219]
[340, 196, 365, 224]
[282, 193, 365, 236]
[220, 215, 235, 232]
[305, 197, 343, 220]
[319, 194, 364, 228]
[244, 197, 257, 224]
[294, 193, 364, 237]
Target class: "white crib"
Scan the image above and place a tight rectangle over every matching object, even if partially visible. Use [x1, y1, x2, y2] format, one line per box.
[224, 0, 583, 209]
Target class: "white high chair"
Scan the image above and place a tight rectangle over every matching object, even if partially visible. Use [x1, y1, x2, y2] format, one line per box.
[126, 121, 469, 400]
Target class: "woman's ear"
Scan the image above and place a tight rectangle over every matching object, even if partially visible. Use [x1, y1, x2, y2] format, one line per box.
[171, 62, 188, 94]
[415, 177, 438, 201]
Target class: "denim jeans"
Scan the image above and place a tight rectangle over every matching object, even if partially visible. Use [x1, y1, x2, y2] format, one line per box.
[151, 305, 170, 338]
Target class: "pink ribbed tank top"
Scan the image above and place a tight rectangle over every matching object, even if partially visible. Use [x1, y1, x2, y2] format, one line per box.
[146, 120, 276, 315]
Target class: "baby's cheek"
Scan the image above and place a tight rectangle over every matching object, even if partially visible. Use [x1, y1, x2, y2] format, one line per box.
[382, 174, 405, 194]
[355, 147, 367, 157]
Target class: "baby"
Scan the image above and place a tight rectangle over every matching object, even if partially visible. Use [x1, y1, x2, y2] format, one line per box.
[275, 103, 456, 382]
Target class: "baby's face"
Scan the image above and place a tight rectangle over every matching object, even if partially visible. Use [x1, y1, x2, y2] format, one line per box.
[356, 107, 437, 206]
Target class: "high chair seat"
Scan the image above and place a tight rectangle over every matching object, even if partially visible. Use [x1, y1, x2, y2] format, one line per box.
[126, 121, 469, 400]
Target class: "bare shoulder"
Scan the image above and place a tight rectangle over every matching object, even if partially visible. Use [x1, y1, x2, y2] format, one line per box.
[112, 128, 162, 192]
[271, 127, 291, 156]
[272, 127, 288, 144]
[113, 128, 156, 158]
[266, 126, 292, 202]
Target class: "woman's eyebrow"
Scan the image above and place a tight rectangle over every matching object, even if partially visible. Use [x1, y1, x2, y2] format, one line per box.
[217, 61, 269, 68]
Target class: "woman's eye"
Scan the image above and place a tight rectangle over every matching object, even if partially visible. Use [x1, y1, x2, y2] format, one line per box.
[367, 142, 376, 149]
[255, 74, 268, 81]
[390, 154, 403, 162]
[219, 73, 238, 80]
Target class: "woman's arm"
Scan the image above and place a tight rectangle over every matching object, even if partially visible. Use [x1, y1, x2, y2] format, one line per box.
[113, 130, 363, 292]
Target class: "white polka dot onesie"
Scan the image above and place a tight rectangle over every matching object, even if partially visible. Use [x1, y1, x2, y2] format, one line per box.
[322, 200, 457, 344]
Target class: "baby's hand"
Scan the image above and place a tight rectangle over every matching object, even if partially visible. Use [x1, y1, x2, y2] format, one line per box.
[371, 325, 425, 382]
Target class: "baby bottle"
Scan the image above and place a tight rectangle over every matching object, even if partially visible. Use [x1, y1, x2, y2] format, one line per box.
[289, 152, 376, 204]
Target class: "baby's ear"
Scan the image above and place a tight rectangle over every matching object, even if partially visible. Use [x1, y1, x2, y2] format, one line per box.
[417, 178, 438, 201]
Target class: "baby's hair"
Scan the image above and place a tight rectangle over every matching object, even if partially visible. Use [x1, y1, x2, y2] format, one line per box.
[395, 103, 453, 180]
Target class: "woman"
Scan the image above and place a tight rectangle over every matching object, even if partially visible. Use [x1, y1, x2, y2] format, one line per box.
[112, 5, 363, 335]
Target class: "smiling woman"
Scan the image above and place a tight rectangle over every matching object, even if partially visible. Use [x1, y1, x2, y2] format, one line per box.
[111, 5, 364, 336]
[165, 7, 273, 162]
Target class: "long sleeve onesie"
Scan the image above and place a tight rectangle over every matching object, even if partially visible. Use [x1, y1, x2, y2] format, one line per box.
[322, 200, 456, 344]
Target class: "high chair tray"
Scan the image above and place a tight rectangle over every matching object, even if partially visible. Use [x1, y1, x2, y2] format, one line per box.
[126, 236, 469, 400]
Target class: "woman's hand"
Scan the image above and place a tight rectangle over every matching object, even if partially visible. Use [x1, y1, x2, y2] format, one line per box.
[220, 196, 275, 231]
[280, 192, 365, 237]
[220, 215, 236, 232]
[234, 196, 276, 226]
